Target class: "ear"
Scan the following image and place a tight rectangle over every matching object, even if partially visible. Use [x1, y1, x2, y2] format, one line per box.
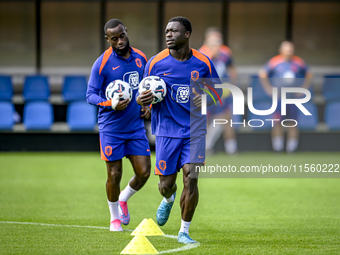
[105, 35, 109, 43]
[185, 31, 191, 39]
[125, 27, 128, 33]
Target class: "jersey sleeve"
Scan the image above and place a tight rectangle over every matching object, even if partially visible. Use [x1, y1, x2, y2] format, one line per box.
[142, 56, 155, 79]
[86, 57, 112, 109]
[301, 64, 308, 77]
[136, 56, 155, 98]
[226, 54, 233, 67]
[297, 57, 309, 76]
[263, 60, 273, 76]
[220, 45, 233, 67]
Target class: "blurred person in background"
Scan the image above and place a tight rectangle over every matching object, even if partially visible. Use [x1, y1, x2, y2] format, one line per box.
[199, 27, 238, 155]
[259, 41, 312, 153]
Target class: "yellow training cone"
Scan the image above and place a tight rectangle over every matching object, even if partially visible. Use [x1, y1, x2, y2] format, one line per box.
[121, 235, 158, 254]
[131, 218, 164, 236]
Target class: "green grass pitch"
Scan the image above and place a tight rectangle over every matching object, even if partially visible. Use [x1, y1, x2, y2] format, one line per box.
[0, 152, 339, 254]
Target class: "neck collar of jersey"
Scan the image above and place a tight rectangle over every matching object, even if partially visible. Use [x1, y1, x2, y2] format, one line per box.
[111, 46, 133, 60]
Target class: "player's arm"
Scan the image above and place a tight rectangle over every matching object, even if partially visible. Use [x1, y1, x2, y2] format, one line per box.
[301, 71, 313, 90]
[87, 79, 129, 111]
[204, 62, 223, 107]
[140, 105, 151, 119]
[226, 54, 237, 85]
[134, 82, 152, 114]
[227, 64, 237, 86]
[114, 97, 130, 111]
[295, 69, 312, 98]
[86, 61, 129, 111]
[135, 80, 152, 113]
[258, 68, 273, 96]
[136, 58, 154, 106]
[136, 91, 153, 106]
[192, 88, 202, 107]
[88, 86, 129, 111]
[192, 78, 223, 108]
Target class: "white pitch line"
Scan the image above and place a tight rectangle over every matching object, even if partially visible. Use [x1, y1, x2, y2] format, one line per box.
[159, 243, 200, 254]
[0, 221, 108, 230]
[158, 234, 200, 254]
[0, 221, 200, 253]
[164, 234, 178, 239]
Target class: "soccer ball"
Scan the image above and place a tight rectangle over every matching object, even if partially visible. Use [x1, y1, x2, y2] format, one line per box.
[139, 76, 167, 104]
[105, 80, 132, 101]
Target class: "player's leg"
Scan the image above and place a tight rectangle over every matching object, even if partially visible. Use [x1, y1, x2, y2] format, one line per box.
[271, 106, 284, 152]
[156, 173, 178, 226]
[177, 163, 199, 243]
[155, 136, 182, 226]
[106, 160, 122, 202]
[100, 132, 125, 231]
[128, 155, 151, 190]
[206, 104, 223, 154]
[272, 124, 284, 152]
[223, 108, 237, 154]
[159, 173, 177, 197]
[180, 164, 199, 222]
[118, 155, 151, 225]
[286, 126, 299, 152]
[286, 104, 299, 153]
[177, 135, 204, 243]
[106, 160, 123, 231]
[118, 134, 151, 225]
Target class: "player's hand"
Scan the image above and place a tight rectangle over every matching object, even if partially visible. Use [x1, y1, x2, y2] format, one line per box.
[115, 95, 130, 111]
[140, 105, 151, 119]
[192, 88, 202, 107]
[136, 90, 153, 106]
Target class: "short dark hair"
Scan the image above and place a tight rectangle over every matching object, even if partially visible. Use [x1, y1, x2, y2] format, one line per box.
[104, 19, 124, 35]
[168, 16, 192, 34]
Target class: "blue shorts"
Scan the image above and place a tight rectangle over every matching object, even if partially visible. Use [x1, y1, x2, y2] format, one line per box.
[274, 100, 298, 120]
[155, 135, 205, 176]
[99, 130, 150, 161]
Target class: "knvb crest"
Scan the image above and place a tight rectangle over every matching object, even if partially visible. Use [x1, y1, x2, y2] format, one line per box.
[171, 84, 190, 103]
[191, 70, 199, 81]
[123, 71, 139, 90]
[135, 58, 142, 68]
[159, 160, 167, 171]
[105, 146, 112, 156]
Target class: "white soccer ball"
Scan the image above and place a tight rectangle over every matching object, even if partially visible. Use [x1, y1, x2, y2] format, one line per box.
[139, 76, 167, 104]
[105, 80, 132, 101]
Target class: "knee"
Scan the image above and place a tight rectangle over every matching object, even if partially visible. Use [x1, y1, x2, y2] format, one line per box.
[135, 162, 150, 180]
[139, 167, 150, 181]
[108, 169, 122, 183]
[158, 181, 174, 196]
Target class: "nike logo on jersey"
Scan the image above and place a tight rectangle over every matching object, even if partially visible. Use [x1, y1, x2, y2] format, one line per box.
[199, 155, 204, 158]
[112, 66, 120, 71]
[147, 149, 150, 152]
[163, 72, 172, 76]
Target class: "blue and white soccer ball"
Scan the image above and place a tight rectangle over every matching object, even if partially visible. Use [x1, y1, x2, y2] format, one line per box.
[105, 80, 132, 101]
[139, 76, 167, 104]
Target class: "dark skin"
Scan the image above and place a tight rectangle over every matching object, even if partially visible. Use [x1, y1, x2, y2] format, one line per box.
[137, 21, 202, 222]
[104, 24, 151, 202]
[136, 21, 201, 108]
[106, 156, 151, 202]
[106, 24, 151, 117]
